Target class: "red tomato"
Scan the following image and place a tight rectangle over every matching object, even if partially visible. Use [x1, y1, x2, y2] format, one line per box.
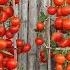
[9, 25, 20, 34]
[5, 39, 12, 48]
[11, 16, 20, 27]
[61, 7, 70, 16]
[54, 17, 63, 30]
[66, 53, 70, 61]
[36, 22, 44, 31]
[0, 67, 3, 70]
[15, 0, 20, 4]
[40, 58, 47, 63]
[0, 11, 8, 23]
[0, 26, 6, 37]
[58, 39, 70, 48]
[6, 58, 17, 70]
[0, 0, 8, 5]
[51, 32, 63, 42]
[5, 6, 14, 17]
[22, 43, 31, 53]
[66, 64, 70, 70]
[56, 64, 63, 70]
[47, 6, 57, 15]
[63, 19, 70, 30]
[66, 0, 70, 5]
[0, 39, 7, 50]
[5, 30, 14, 39]
[54, 54, 65, 64]
[35, 37, 44, 46]
[16, 39, 24, 47]
[53, 0, 64, 6]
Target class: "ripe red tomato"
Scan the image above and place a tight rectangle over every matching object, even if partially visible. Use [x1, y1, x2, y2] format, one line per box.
[66, 64, 70, 70]
[54, 17, 63, 30]
[56, 64, 63, 70]
[9, 25, 20, 34]
[22, 43, 31, 53]
[51, 32, 63, 42]
[54, 54, 65, 64]
[63, 19, 70, 30]
[16, 39, 24, 47]
[6, 58, 17, 70]
[61, 7, 70, 16]
[57, 8, 62, 16]
[53, 0, 64, 6]
[0, 0, 8, 5]
[5, 30, 14, 39]
[11, 16, 20, 27]
[47, 6, 57, 15]
[66, 0, 70, 5]
[0, 39, 7, 50]
[5, 6, 14, 17]
[36, 22, 44, 31]
[0, 11, 8, 23]
[0, 67, 3, 70]
[58, 39, 70, 48]
[35, 37, 44, 46]
[66, 53, 70, 61]
[5, 39, 12, 48]
[0, 26, 6, 37]
[0, 53, 3, 62]
[15, 0, 20, 4]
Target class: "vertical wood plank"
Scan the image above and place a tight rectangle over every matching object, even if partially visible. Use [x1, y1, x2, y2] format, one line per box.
[18, 0, 28, 70]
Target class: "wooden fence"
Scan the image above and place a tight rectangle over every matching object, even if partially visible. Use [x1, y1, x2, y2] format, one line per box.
[14, 0, 51, 70]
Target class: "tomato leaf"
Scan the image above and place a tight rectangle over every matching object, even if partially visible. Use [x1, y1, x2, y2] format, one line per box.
[39, 12, 48, 22]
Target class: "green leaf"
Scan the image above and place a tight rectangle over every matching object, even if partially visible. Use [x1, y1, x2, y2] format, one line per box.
[50, 40, 57, 48]
[39, 12, 48, 22]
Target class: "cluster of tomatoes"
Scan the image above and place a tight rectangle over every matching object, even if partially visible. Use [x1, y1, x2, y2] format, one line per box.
[47, 0, 70, 48]
[0, 0, 32, 70]
[34, 21, 47, 63]
[53, 52, 70, 70]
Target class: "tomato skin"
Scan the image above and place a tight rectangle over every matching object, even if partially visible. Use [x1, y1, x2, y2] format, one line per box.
[22, 43, 31, 53]
[35, 37, 44, 46]
[0, 11, 8, 23]
[0, 0, 8, 5]
[0, 26, 6, 37]
[0, 53, 3, 62]
[15, 0, 20, 4]
[61, 7, 70, 16]
[57, 8, 62, 16]
[9, 25, 20, 34]
[6, 58, 17, 70]
[54, 17, 63, 30]
[47, 6, 56, 15]
[16, 39, 24, 47]
[66, 53, 70, 61]
[5, 30, 14, 39]
[66, 64, 70, 70]
[54, 54, 65, 64]
[5, 39, 12, 48]
[0, 39, 7, 50]
[51, 32, 63, 42]
[56, 64, 63, 70]
[53, 0, 64, 6]
[11, 16, 20, 27]
[66, 0, 70, 5]
[5, 6, 14, 17]
[63, 19, 70, 30]
[36, 22, 44, 31]
[58, 38, 70, 48]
